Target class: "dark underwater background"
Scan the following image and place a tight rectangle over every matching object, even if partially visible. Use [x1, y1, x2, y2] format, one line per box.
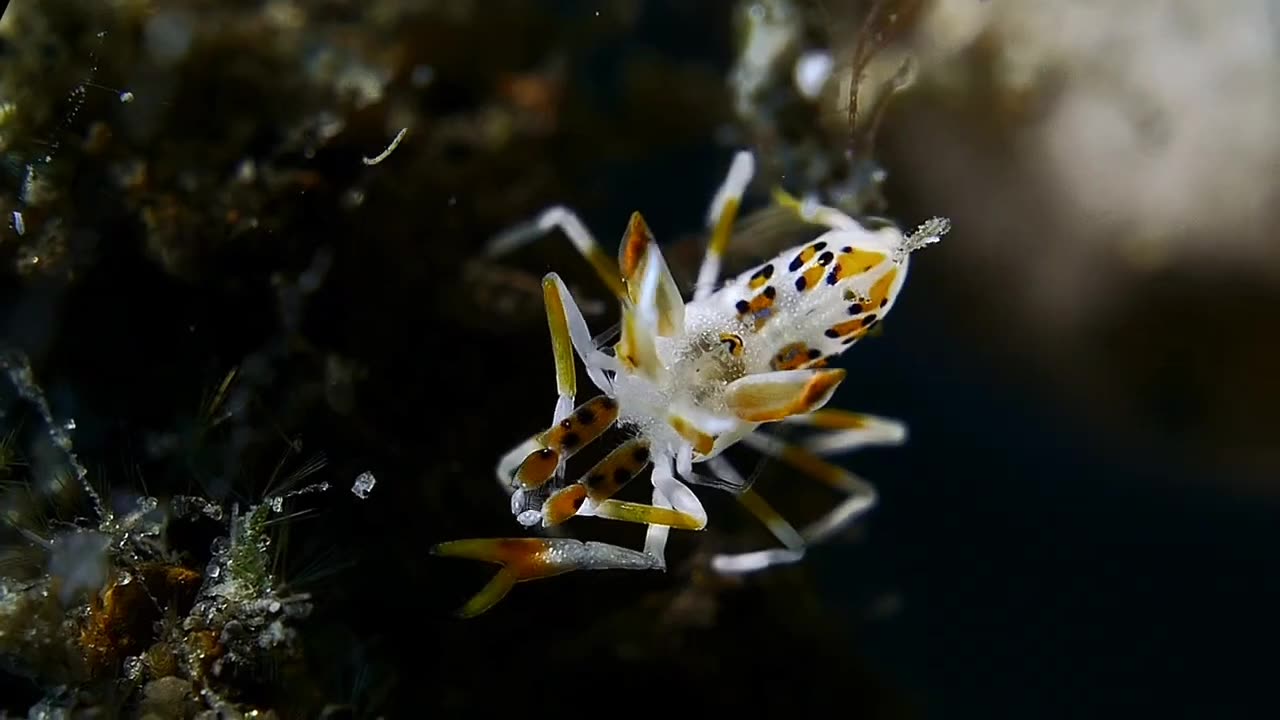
[1, 1, 1277, 718]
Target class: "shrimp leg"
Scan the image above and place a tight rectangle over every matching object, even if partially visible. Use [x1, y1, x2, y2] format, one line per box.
[431, 538, 661, 618]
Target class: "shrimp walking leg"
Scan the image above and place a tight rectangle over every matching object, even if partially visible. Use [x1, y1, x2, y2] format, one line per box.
[488, 205, 627, 300]
[694, 150, 756, 301]
[709, 429, 879, 575]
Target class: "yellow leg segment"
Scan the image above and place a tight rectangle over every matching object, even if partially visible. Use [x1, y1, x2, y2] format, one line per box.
[695, 150, 755, 301]
[542, 274, 577, 423]
[587, 499, 706, 530]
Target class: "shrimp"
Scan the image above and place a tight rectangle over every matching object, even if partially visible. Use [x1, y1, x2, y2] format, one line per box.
[432, 150, 948, 617]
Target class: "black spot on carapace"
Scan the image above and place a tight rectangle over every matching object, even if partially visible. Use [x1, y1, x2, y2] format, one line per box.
[560, 431, 581, 449]
[826, 270, 840, 285]
[841, 246, 853, 253]
[612, 467, 632, 486]
[752, 264, 774, 280]
[806, 348, 822, 360]
[586, 473, 606, 488]
[763, 286, 777, 300]
[848, 302, 863, 315]
[842, 336, 857, 345]
[632, 446, 650, 464]
[735, 299, 751, 314]
[824, 328, 839, 339]
[599, 397, 618, 411]
[575, 407, 597, 425]
[788, 254, 804, 272]
[863, 313, 878, 327]
[795, 276, 807, 292]
[813, 241, 828, 251]
[879, 298, 888, 308]
[817, 251, 834, 266]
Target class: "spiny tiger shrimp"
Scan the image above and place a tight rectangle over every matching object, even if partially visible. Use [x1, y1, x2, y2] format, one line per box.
[432, 150, 948, 617]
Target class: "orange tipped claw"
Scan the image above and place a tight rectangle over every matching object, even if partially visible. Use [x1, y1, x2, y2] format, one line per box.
[431, 538, 662, 618]
[724, 368, 847, 423]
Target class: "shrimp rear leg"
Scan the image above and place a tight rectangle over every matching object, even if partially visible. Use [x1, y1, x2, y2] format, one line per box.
[488, 205, 628, 301]
[431, 538, 662, 618]
[708, 427, 882, 575]
[782, 408, 908, 455]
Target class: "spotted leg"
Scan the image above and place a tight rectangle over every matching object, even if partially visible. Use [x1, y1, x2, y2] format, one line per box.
[499, 394, 621, 526]
[437, 394, 649, 618]
[538, 439, 709, 571]
[538, 438, 705, 533]
[436, 435, 705, 618]
[694, 150, 755, 301]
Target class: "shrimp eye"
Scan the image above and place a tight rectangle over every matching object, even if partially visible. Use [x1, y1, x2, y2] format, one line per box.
[719, 333, 744, 357]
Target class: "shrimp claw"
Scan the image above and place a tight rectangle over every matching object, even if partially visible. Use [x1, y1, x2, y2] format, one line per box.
[431, 538, 662, 617]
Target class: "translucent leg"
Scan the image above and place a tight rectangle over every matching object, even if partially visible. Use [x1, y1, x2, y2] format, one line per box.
[714, 488, 807, 574]
[488, 205, 628, 300]
[709, 430, 879, 575]
[780, 409, 908, 455]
